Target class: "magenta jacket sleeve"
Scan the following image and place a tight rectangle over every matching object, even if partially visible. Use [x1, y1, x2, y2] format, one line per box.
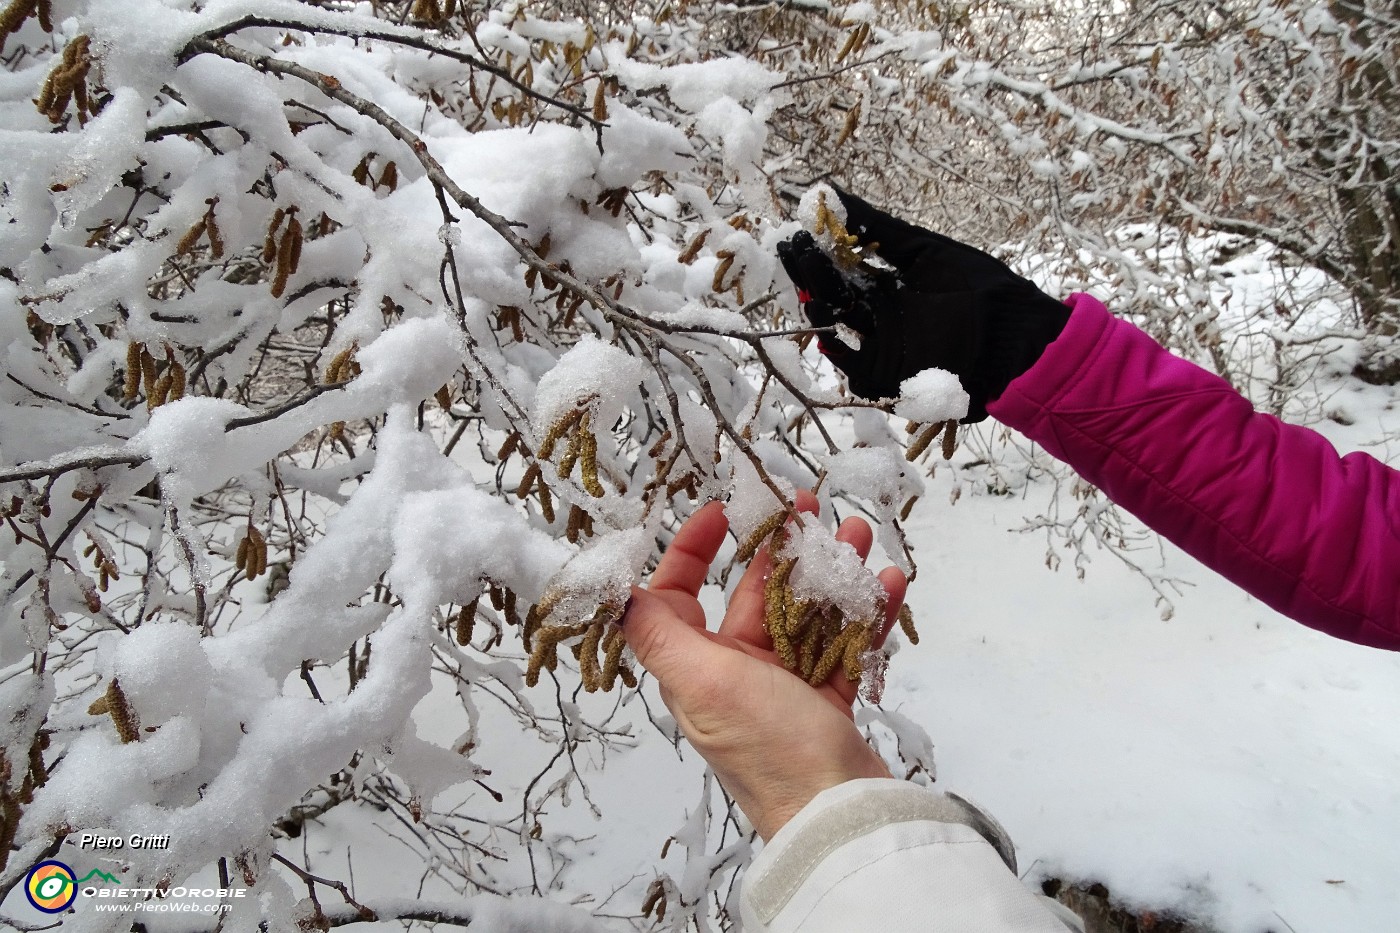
[986, 293, 1400, 648]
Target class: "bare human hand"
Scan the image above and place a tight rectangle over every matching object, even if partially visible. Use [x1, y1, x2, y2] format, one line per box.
[621, 492, 908, 841]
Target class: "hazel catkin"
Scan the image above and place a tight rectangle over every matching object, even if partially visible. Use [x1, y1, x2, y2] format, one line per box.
[538, 408, 583, 460]
[170, 359, 187, 401]
[712, 250, 735, 292]
[592, 79, 609, 122]
[600, 625, 626, 690]
[537, 481, 555, 523]
[579, 429, 604, 497]
[940, 419, 958, 460]
[204, 199, 225, 259]
[176, 219, 207, 257]
[677, 229, 709, 265]
[455, 598, 477, 646]
[898, 603, 919, 645]
[578, 620, 604, 692]
[516, 462, 542, 500]
[123, 342, 142, 401]
[103, 679, 140, 744]
[905, 421, 943, 461]
[808, 623, 856, 686]
[735, 511, 785, 564]
[137, 353, 156, 405]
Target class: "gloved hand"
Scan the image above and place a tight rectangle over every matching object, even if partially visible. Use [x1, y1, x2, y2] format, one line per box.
[777, 188, 1070, 422]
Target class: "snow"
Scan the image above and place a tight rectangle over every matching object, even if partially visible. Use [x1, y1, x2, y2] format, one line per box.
[887, 486, 1400, 932]
[823, 446, 923, 513]
[724, 453, 793, 543]
[780, 519, 885, 624]
[894, 367, 970, 424]
[532, 335, 649, 434]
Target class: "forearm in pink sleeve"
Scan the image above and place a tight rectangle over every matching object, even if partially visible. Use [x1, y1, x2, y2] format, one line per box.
[987, 293, 1400, 648]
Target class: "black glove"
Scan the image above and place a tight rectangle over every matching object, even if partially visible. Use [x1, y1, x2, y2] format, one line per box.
[777, 189, 1070, 422]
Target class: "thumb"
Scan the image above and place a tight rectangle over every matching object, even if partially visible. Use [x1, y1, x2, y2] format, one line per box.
[620, 586, 722, 687]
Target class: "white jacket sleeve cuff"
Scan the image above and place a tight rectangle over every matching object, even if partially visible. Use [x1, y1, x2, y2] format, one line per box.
[739, 778, 1082, 933]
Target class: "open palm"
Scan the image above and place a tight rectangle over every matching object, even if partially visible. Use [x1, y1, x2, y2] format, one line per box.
[623, 493, 907, 840]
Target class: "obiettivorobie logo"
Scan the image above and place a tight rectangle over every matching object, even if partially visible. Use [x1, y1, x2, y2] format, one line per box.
[24, 857, 246, 917]
[24, 861, 118, 913]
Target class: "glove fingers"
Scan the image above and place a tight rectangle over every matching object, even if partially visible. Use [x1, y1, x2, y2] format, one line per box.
[776, 232, 816, 293]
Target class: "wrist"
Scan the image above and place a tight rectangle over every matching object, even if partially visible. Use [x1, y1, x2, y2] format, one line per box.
[746, 743, 893, 841]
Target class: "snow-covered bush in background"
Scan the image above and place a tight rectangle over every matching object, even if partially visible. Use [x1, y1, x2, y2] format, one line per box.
[0, 0, 1394, 929]
[0, 1, 963, 928]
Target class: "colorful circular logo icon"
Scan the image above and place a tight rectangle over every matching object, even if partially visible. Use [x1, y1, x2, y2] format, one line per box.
[25, 860, 76, 913]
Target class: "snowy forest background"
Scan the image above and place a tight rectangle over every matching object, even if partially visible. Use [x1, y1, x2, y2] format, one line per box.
[1, 0, 1397, 931]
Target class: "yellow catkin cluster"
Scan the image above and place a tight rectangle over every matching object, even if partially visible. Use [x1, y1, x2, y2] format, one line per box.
[541, 407, 605, 497]
[2, 0, 53, 45]
[235, 526, 268, 581]
[88, 679, 140, 744]
[905, 419, 958, 462]
[82, 535, 119, 592]
[122, 342, 187, 409]
[36, 34, 94, 125]
[835, 101, 862, 149]
[322, 343, 360, 439]
[516, 462, 556, 523]
[642, 879, 667, 922]
[760, 536, 879, 686]
[176, 198, 225, 259]
[812, 191, 866, 269]
[565, 504, 594, 543]
[834, 21, 872, 64]
[265, 208, 303, 298]
[148, 350, 187, 411]
[524, 603, 636, 692]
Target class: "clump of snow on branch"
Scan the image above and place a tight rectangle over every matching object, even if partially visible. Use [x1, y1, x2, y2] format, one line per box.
[779, 522, 885, 625]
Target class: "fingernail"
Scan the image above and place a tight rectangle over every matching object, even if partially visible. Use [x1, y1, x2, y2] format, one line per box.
[617, 595, 635, 628]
